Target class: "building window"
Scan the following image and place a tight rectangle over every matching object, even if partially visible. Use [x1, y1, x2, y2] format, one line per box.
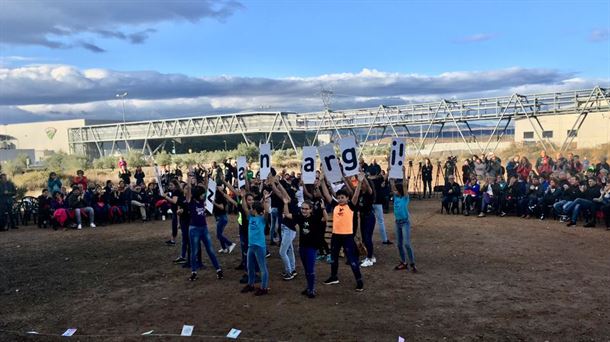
[567, 130, 578, 137]
[523, 131, 534, 139]
[542, 130, 553, 138]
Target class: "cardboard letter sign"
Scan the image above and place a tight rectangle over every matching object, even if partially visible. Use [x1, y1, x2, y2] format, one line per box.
[389, 138, 406, 179]
[205, 179, 217, 214]
[237, 156, 247, 189]
[301, 146, 317, 184]
[259, 143, 271, 179]
[318, 143, 342, 183]
[338, 136, 359, 177]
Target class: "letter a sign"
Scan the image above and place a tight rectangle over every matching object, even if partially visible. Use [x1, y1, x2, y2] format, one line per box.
[301, 146, 317, 184]
[237, 156, 247, 189]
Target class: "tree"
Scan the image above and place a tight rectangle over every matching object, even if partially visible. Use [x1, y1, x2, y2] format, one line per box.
[126, 151, 147, 168]
[154, 151, 172, 167]
[235, 143, 259, 163]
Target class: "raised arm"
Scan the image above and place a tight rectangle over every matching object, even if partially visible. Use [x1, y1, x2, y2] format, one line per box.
[402, 165, 409, 195]
[351, 172, 364, 204]
[262, 190, 271, 215]
[282, 196, 293, 219]
[240, 188, 250, 215]
[218, 186, 237, 206]
[319, 173, 333, 204]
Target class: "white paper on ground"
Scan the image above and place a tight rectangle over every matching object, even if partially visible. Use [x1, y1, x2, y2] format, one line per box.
[26, 331, 39, 335]
[398, 336, 405, 342]
[181, 325, 194, 336]
[227, 328, 242, 339]
[62, 328, 77, 336]
[141, 330, 154, 335]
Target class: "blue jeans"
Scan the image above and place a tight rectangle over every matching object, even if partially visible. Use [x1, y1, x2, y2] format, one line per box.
[570, 198, 596, 222]
[74, 207, 94, 225]
[373, 204, 389, 242]
[279, 225, 297, 274]
[299, 247, 317, 292]
[270, 207, 280, 242]
[395, 219, 415, 264]
[248, 245, 269, 288]
[553, 200, 569, 216]
[215, 214, 232, 249]
[189, 225, 220, 272]
[360, 212, 375, 259]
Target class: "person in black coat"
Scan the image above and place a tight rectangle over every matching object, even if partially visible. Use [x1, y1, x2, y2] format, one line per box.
[422, 158, 433, 198]
[441, 175, 461, 214]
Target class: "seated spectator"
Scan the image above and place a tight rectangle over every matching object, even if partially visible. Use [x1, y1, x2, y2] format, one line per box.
[131, 184, 149, 221]
[134, 166, 146, 186]
[67, 185, 96, 229]
[478, 176, 501, 217]
[595, 184, 610, 230]
[499, 176, 520, 216]
[51, 191, 70, 229]
[564, 178, 601, 227]
[554, 176, 581, 220]
[92, 185, 109, 225]
[442, 175, 461, 214]
[540, 178, 562, 220]
[462, 174, 480, 216]
[536, 151, 554, 177]
[524, 176, 545, 218]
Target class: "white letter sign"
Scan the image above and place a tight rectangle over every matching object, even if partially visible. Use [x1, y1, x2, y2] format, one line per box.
[389, 138, 406, 179]
[338, 136, 359, 177]
[259, 143, 271, 180]
[301, 146, 317, 184]
[318, 143, 342, 183]
[237, 156, 247, 189]
[205, 179, 217, 214]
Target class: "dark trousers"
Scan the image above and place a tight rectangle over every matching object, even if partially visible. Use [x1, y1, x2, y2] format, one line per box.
[602, 203, 610, 227]
[0, 199, 16, 229]
[300, 247, 317, 292]
[360, 212, 375, 259]
[423, 179, 432, 197]
[330, 234, 362, 282]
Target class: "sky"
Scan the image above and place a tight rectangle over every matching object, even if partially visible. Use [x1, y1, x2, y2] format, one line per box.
[0, 0, 609, 124]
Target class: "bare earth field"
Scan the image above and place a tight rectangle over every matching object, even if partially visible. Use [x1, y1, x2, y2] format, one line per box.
[1, 199, 609, 341]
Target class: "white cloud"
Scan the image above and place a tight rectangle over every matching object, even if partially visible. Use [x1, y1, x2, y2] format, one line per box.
[589, 28, 609, 42]
[0, 64, 604, 124]
[456, 33, 496, 43]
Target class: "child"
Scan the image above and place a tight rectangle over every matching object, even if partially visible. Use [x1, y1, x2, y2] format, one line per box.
[185, 175, 223, 281]
[389, 165, 417, 272]
[320, 172, 364, 292]
[37, 189, 52, 228]
[241, 190, 271, 296]
[283, 198, 327, 298]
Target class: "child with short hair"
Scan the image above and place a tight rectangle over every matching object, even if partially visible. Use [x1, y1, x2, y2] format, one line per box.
[241, 190, 271, 296]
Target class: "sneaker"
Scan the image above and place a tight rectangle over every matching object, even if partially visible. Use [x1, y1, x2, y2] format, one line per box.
[265, 252, 271, 258]
[500, 212, 507, 217]
[173, 257, 186, 264]
[371, 256, 377, 264]
[254, 288, 269, 296]
[301, 289, 309, 296]
[189, 272, 198, 281]
[584, 221, 596, 228]
[382, 240, 393, 245]
[162, 215, 166, 221]
[539, 215, 545, 221]
[477, 213, 486, 217]
[282, 272, 295, 281]
[566, 221, 576, 227]
[307, 290, 316, 299]
[323, 276, 339, 285]
[165, 240, 176, 246]
[234, 264, 245, 271]
[90, 223, 96, 228]
[559, 215, 568, 222]
[360, 258, 373, 267]
[227, 243, 237, 254]
[291, 270, 297, 276]
[216, 269, 224, 279]
[77, 224, 82, 230]
[410, 264, 418, 273]
[394, 262, 407, 270]
[167, 209, 173, 215]
[241, 285, 255, 293]
[218, 248, 228, 254]
[355, 280, 364, 292]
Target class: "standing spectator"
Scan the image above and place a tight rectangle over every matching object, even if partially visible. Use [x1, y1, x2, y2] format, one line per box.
[474, 157, 486, 180]
[370, 169, 392, 245]
[48, 172, 62, 194]
[367, 159, 382, 176]
[516, 157, 532, 180]
[461, 160, 471, 185]
[118, 156, 127, 170]
[359, 158, 370, 175]
[554, 153, 567, 172]
[37, 188, 52, 228]
[119, 167, 132, 185]
[73, 170, 88, 189]
[422, 158, 433, 198]
[506, 156, 519, 179]
[134, 166, 146, 186]
[0, 173, 17, 231]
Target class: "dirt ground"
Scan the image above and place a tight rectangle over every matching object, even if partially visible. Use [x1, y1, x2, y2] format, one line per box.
[1, 199, 609, 341]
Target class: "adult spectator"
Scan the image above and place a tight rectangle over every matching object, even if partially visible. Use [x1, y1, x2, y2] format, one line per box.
[67, 185, 96, 229]
[478, 176, 501, 217]
[536, 151, 553, 176]
[119, 166, 132, 185]
[595, 157, 610, 175]
[134, 166, 146, 186]
[516, 157, 532, 180]
[554, 153, 568, 172]
[506, 156, 519, 179]
[0, 173, 17, 231]
[473, 157, 486, 180]
[367, 159, 382, 176]
[359, 158, 370, 175]
[540, 178, 563, 220]
[461, 160, 471, 184]
[462, 174, 480, 216]
[131, 184, 149, 221]
[565, 178, 601, 227]
[441, 175, 461, 214]
[369, 169, 392, 245]
[48, 172, 62, 194]
[422, 158, 433, 198]
[73, 170, 88, 189]
[37, 188, 52, 228]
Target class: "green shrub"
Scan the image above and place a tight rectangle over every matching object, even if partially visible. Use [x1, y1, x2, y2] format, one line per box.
[154, 151, 172, 167]
[126, 151, 147, 168]
[92, 156, 117, 170]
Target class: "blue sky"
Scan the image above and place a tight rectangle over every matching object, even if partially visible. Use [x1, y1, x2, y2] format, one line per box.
[1, 0, 609, 123]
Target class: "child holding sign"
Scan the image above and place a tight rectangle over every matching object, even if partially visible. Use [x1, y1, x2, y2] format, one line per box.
[184, 175, 224, 281]
[389, 165, 417, 272]
[320, 173, 364, 292]
[241, 190, 271, 296]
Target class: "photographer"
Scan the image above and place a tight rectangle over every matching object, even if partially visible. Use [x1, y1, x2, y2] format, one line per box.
[443, 156, 457, 182]
[422, 159, 433, 198]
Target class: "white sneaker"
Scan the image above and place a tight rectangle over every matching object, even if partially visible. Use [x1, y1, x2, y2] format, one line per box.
[227, 243, 237, 254]
[360, 258, 373, 267]
[162, 215, 166, 221]
[167, 209, 173, 215]
[218, 248, 227, 254]
[90, 223, 96, 228]
[371, 256, 377, 264]
[77, 224, 82, 230]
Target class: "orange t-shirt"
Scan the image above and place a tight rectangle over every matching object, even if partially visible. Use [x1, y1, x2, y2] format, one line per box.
[332, 203, 355, 235]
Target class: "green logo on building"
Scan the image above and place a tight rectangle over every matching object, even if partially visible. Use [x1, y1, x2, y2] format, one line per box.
[45, 127, 57, 140]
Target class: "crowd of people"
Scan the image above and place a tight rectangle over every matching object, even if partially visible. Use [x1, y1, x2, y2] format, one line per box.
[440, 151, 610, 229]
[0, 156, 418, 298]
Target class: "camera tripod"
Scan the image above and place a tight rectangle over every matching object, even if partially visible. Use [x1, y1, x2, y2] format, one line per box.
[406, 160, 422, 198]
[434, 160, 445, 189]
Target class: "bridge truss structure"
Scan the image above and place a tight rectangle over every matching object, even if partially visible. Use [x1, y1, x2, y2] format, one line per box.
[68, 86, 609, 157]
